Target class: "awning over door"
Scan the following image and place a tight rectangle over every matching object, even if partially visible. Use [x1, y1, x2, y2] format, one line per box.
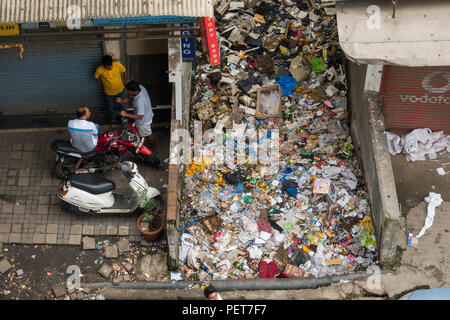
[0, 0, 214, 23]
[0, 41, 104, 115]
[380, 65, 450, 133]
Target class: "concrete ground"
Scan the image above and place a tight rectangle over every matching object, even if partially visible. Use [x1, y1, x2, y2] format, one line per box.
[0, 123, 173, 300]
[0, 126, 170, 245]
[0, 240, 169, 300]
[391, 152, 450, 214]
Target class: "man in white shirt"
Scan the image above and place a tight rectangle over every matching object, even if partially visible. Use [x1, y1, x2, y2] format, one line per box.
[67, 106, 100, 153]
[117, 81, 154, 148]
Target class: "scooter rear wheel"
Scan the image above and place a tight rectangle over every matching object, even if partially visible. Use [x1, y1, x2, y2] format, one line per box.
[54, 162, 75, 181]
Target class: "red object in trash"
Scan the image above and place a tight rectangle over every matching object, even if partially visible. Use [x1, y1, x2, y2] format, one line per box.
[214, 231, 224, 242]
[259, 261, 280, 278]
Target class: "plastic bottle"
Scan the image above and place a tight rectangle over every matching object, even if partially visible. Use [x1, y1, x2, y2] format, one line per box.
[201, 263, 214, 276]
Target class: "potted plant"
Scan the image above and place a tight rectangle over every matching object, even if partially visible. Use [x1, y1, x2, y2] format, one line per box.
[137, 197, 164, 242]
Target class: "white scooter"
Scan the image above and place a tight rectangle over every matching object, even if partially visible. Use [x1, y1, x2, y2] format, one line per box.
[58, 161, 161, 214]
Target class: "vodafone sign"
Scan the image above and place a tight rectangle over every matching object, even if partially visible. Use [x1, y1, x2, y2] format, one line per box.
[399, 71, 450, 104]
[381, 66, 450, 133]
[422, 71, 450, 94]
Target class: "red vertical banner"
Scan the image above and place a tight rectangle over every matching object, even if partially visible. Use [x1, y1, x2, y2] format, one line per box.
[198, 17, 220, 67]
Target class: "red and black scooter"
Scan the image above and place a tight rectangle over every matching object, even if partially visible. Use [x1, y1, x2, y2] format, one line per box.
[51, 119, 160, 180]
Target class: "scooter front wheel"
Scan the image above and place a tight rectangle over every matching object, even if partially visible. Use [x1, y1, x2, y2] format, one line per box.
[137, 153, 160, 168]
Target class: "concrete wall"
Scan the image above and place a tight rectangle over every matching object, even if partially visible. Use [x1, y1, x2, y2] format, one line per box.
[104, 26, 124, 62]
[346, 60, 402, 268]
[166, 36, 193, 270]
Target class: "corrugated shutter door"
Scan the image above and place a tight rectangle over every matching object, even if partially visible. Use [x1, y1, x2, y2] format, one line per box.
[0, 42, 105, 115]
[380, 65, 450, 134]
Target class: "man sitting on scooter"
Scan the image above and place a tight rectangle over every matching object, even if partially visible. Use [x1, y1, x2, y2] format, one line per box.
[116, 81, 154, 150]
[68, 106, 100, 153]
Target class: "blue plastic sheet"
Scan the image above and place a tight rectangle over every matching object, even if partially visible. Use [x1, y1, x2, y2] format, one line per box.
[276, 76, 298, 95]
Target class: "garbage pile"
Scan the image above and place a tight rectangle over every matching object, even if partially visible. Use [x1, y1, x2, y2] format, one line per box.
[178, 0, 377, 281]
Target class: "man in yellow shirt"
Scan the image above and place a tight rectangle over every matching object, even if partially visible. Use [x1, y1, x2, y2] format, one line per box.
[94, 55, 128, 123]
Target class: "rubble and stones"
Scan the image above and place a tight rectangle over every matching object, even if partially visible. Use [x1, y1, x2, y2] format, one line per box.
[105, 245, 119, 259]
[178, 0, 377, 281]
[52, 284, 67, 298]
[98, 263, 114, 279]
[82, 237, 96, 250]
[0, 258, 12, 274]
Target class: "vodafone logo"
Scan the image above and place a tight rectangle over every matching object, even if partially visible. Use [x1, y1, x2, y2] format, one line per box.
[421, 71, 450, 94]
[399, 94, 450, 105]
[398, 71, 450, 104]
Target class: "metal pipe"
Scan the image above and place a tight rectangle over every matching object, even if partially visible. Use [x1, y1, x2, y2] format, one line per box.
[0, 25, 198, 39]
[0, 34, 198, 45]
[87, 270, 385, 291]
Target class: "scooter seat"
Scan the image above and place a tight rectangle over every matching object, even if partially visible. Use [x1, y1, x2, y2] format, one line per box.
[51, 140, 100, 159]
[70, 173, 115, 195]
[51, 140, 81, 155]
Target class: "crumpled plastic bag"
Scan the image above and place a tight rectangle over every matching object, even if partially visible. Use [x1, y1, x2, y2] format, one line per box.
[179, 233, 196, 263]
[386, 129, 450, 160]
[417, 192, 443, 238]
[247, 245, 263, 259]
[358, 229, 377, 251]
[311, 57, 327, 73]
[321, 165, 340, 180]
[216, 259, 232, 272]
[276, 76, 298, 96]
[402, 128, 449, 161]
[385, 131, 403, 155]
[340, 166, 358, 190]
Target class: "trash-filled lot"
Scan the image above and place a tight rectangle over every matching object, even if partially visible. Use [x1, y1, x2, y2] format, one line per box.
[177, 0, 378, 280]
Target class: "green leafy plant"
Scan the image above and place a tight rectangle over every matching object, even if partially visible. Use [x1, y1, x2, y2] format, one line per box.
[140, 197, 163, 232]
[142, 197, 163, 214]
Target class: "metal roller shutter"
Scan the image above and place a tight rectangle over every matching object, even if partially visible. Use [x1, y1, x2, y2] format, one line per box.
[0, 41, 105, 115]
[380, 65, 450, 134]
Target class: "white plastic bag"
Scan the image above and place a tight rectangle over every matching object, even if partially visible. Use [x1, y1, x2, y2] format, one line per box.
[416, 192, 443, 238]
[321, 165, 340, 180]
[402, 128, 449, 161]
[247, 245, 263, 259]
[384, 131, 403, 155]
[179, 233, 196, 263]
